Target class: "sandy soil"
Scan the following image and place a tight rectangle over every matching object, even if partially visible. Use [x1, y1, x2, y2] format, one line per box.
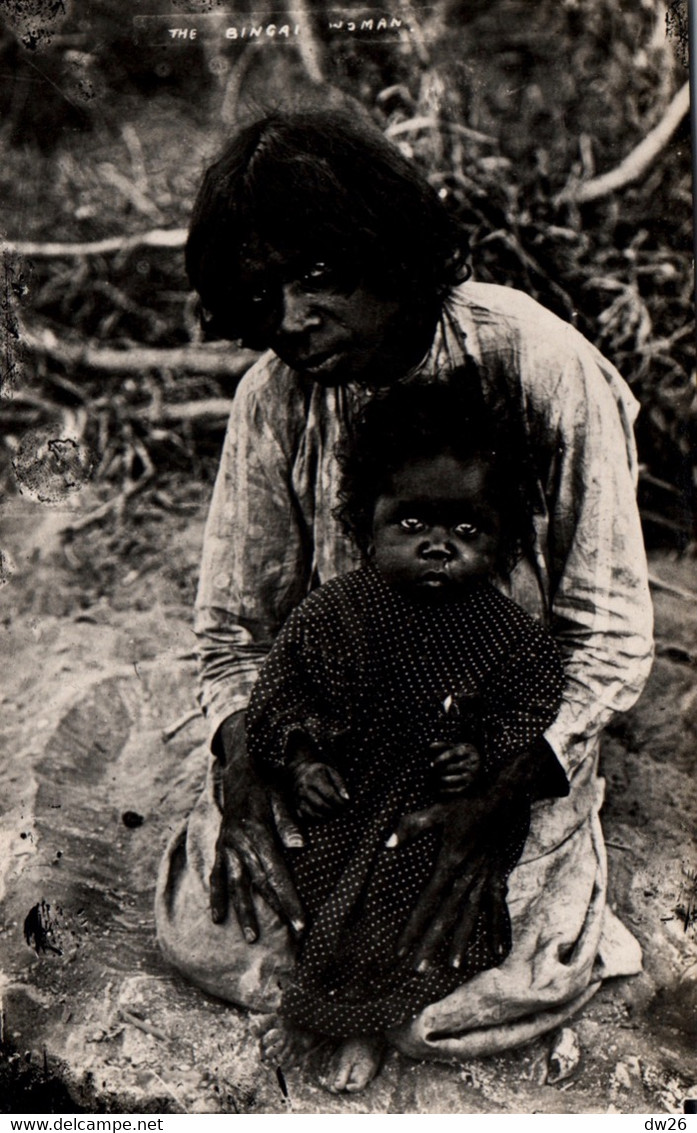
[1, 487, 696, 1114]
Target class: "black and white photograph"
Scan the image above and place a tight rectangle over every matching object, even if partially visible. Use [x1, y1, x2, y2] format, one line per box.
[0, 0, 695, 1116]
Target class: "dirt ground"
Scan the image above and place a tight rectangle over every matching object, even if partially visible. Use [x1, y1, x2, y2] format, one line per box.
[1, 482, 696, 1114]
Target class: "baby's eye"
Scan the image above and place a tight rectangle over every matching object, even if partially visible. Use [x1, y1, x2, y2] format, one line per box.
[399, 517, 426, 532]
[453, 522, 479, 539]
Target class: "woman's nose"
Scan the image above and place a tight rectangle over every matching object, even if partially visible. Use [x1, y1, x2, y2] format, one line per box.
[279, 283, 321, 335]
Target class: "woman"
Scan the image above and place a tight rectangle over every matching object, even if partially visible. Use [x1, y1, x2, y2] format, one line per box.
[156, 108, 653, 1094]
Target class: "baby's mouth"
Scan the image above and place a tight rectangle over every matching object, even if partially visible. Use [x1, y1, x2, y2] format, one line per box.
[418, 569, 450, 586]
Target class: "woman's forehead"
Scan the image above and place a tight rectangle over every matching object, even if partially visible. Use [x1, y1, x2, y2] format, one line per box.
[239, 235, 327, 275]
[239, 235, 293, 271]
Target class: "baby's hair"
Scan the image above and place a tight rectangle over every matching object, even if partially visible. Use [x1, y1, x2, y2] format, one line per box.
[185, 108, 470, 345]
[336, 365, 534, 573]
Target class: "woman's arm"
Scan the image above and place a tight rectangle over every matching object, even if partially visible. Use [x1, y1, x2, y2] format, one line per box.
[535, 329, 654, 779]
[195, 362, 312, 744]
[195, 362, 313, 932]
[390, 317, 653, 964]
[390, 620, 568, 967]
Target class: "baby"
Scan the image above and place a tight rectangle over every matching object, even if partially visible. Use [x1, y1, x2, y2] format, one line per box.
[246, 376, 565, 1092]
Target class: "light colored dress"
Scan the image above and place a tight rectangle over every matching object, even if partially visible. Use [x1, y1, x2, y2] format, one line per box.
[155, 281, 653, 1059]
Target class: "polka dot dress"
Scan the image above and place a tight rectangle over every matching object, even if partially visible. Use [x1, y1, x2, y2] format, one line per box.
[246, 566, 564, 1038]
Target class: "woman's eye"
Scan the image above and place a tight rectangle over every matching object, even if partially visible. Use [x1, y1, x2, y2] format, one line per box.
[453, 522, 479, 539]
[399, 517, 425, 532]
[300, 262, 334, 290]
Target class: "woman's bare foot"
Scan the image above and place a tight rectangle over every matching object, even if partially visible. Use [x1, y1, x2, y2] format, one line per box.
[258, 1017, 319, 1068]
[318, 1035, 385, 1094]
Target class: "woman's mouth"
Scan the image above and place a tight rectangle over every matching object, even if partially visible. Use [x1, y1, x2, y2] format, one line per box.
[297, 349, 343, 375]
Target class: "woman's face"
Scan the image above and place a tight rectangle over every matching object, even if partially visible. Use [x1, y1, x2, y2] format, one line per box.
[236, 240, 412, 386]
[370, 453, 502, 599]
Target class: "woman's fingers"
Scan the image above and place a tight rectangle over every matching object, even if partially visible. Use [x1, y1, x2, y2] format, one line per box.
[209, 843, 261, 943]
[227, 847, 260, 943]
[411, 854, 488, 969]
[396, 859, 452, 958]
[209, 844, 229, 924]
[438, 758, 477, 773]
[410, 875, 471, 968]
[385, 802, 446, 848]
[438, 768, 479, 794]
[486, 870, 511, 962]
[439, 766, 477, 782]
[252, 825, 306, 937]
[447, 867, 488, 968]
[270, 791, 305, 849]
[215, 818, 306, 938]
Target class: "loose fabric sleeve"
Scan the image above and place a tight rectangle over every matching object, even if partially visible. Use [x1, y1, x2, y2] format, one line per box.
[245, 601, 356, 780]
[194, 365, 312, 746]
[529, 326, 654, 777]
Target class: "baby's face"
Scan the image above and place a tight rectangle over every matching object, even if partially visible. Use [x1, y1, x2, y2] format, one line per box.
[371, 453, 502, 599]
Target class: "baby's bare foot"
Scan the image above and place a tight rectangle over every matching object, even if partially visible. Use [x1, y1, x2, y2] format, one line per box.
[258, 1018, 318, 1068]
[318, 1035, 385, 1094]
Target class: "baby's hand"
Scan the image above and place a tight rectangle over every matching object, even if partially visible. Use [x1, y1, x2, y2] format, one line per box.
[290, 760, 350, 820]
[429, 741, 480, 796]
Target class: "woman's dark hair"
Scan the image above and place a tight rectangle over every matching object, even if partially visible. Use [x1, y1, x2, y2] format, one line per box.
[185, 109, 470, 345]
[336, 364, 534, 574]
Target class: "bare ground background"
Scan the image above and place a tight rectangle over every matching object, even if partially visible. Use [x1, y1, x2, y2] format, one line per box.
[0, 495, 696, 1113]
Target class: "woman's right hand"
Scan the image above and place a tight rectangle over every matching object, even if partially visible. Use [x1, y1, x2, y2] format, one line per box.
[385, 742, 540, 969]
[209, 712, 306, 943]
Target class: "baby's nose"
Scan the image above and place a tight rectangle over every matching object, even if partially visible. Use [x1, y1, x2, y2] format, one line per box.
[420, 529, 454, 558]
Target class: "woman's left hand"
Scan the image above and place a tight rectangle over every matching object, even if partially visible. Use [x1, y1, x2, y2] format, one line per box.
[386, 744, 537, 969]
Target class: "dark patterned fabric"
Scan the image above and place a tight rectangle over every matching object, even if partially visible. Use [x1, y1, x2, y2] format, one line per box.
[247, 566, 564, 1036]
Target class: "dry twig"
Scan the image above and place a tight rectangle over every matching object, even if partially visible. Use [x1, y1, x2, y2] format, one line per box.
[60, 471, 153, 534]
[556, 82, 690, 205]
[20, 327, 258, 378]
[648, 572, 697, 602]
[97, 162, 164, 222]
[3, 228, 187, 259]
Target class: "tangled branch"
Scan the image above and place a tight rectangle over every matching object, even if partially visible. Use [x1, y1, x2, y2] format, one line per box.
[21, 326, 258, 378]
[3, 228, 187, 260]
[556, 82, 690, 205]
